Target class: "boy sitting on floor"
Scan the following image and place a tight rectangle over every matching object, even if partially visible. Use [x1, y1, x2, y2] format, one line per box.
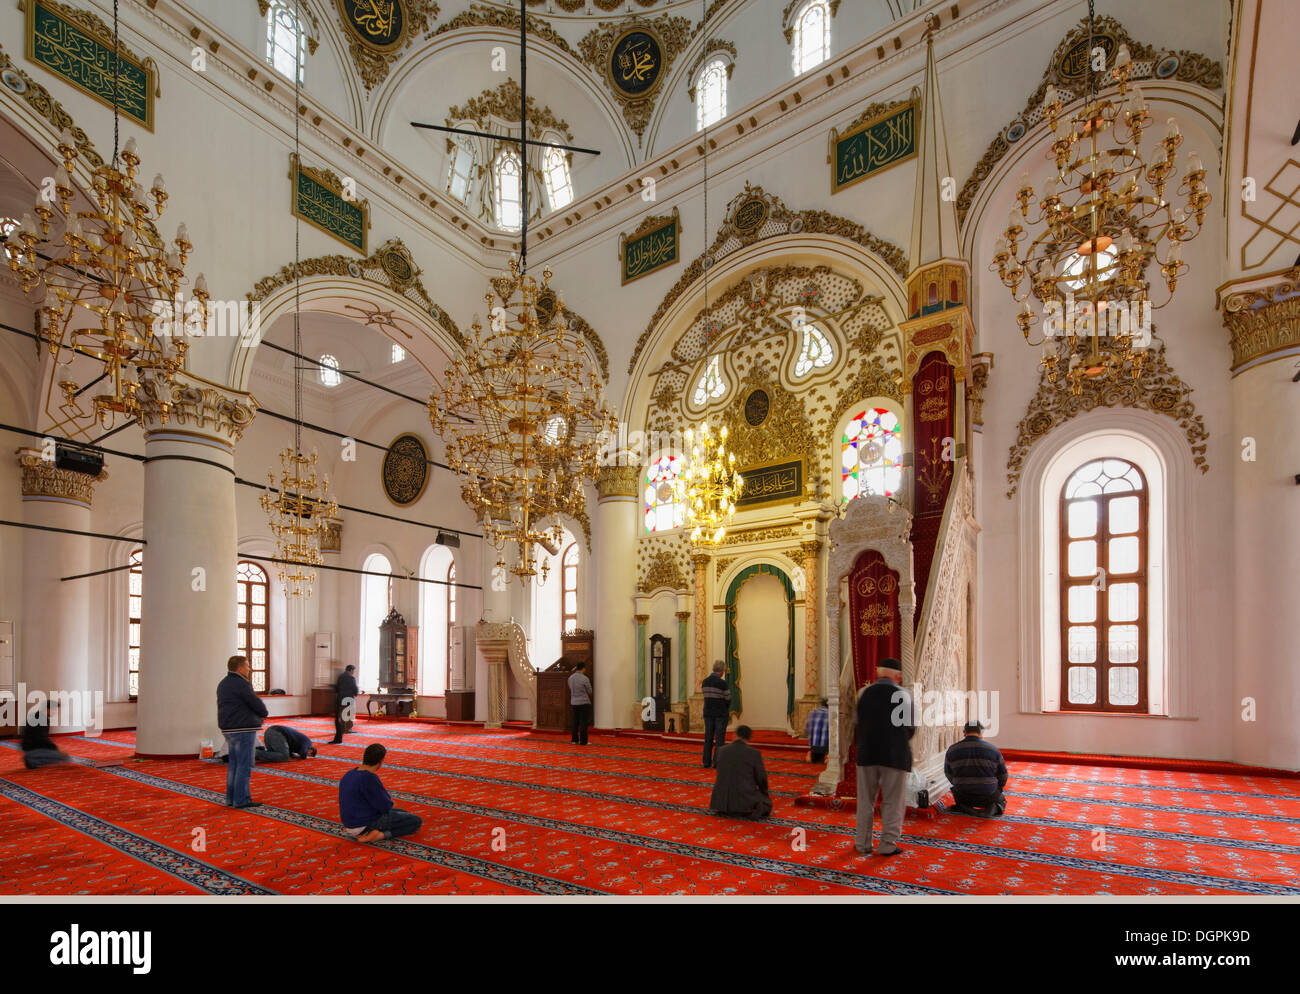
[338, 743, 422, 843]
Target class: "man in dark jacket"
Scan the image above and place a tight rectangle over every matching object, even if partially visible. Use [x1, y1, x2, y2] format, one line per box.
[217, 654, 268, 808]
[339, 743, 422, 843]
[256, 724, 318, 763]
[854, 657, 913, 857]
[701, 660, 731, 768]
[330, 665, 359, 744]
[708, 726, 772, 819]
[20, 701, 71, 769]
[944, 721, 1008, 817]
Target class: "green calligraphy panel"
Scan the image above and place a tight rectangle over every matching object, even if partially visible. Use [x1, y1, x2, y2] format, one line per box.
[292, 159, 369, 254]
[831, 101, 916, 194]
[619, 212, 679, 285]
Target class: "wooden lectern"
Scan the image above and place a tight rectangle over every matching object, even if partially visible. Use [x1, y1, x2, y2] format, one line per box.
[535, 630, 595, 731]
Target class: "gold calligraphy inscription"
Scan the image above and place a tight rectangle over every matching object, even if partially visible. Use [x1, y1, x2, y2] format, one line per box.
[620, 210, 680, 284]
[830, 101, 916, 194]
[292, 157, 368, 253]
[736, 459, 803, 509]
[858, 602, 895, 637]
[27, 0, 153, 129]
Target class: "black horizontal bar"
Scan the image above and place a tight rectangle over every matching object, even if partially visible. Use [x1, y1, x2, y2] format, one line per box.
[411, 121, 601, 157]
[240, 553, 480, 590]
[0, 519, 144, 544]
[60, 562, 135, 582]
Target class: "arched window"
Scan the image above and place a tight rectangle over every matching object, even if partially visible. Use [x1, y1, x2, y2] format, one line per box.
[360, 553, 392, 692]
[530, 528, 573, 668]
[644, 454, 686, 533]
[446, 141, 473, 203]
[1060, 458, 1148, 712]
[561, 542, 579, 634]
[692, 354, 728, 406]
[543, 146, 574, 211]
[696, 58, 728, 130]
[127, 548, 142, 699]
[493, 148, 523, 232]
[792, 0, 831, 75]
[842, 407, 904, 500]
[266, 1, 306, 84]
[446, 559, 457, 685]
[236, 561, 270, 692]
[318, 354, 341, 387]
[418, 545, 454, 696]
[793, 322, 835, 377]
[391, 343, 405, 363]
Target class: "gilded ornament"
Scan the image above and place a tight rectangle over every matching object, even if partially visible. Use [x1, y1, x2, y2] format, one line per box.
[578, 14, 693, 143]
[381, 433, 430, 506]
[335, 0, 437, 91]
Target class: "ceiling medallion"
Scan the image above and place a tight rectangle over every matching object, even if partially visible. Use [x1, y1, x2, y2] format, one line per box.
[744, 388, 770, 427]
[730, 195, 770, 238]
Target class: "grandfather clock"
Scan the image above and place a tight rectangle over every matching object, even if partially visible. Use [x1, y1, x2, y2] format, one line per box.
[647, 633, 669, 732]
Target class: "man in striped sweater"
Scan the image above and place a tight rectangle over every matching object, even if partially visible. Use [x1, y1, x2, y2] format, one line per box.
[701, 661, 731, 768]
[944, 721, 1009, 817]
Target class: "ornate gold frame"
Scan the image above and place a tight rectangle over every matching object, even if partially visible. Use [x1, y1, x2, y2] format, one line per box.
[289, 152, 371, 254]
[619, 207, 681, 285]
[335, 0, 413, 54]
[381, 431, 431, 507]
[604, 24, 668, 103]
[735, 456, 807, 510]
[828, 98, 917, 195]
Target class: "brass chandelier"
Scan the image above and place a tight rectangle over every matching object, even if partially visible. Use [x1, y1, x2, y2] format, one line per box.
[431, 260, 613, 584]
[7, 1, 203, 435]
[682, 423, 742, 545]
[261, 0, 336, 598]
[992, 0, 1209, 395]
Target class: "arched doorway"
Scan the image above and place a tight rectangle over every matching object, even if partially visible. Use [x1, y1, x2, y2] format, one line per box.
[724, 563, 795, 731]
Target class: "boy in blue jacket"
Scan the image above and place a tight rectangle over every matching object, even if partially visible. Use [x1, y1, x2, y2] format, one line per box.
[339, 743, 422, 843]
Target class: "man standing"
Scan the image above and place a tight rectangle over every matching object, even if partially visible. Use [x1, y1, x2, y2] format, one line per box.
[944, 721, 1009, 817]
[568, 661, 593, 745]
[708, 726, 772, 819]
[217, 654, 268, 808]
[330, 664, 359, 744]
[701, 660, 731, 768]
[256, 724, 318, 763]
[854, 657, 913, 857]
[339, 743, 422, 843]
[805, 698, 830, 764]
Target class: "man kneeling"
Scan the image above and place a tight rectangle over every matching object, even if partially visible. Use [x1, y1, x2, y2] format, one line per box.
[256, 724, 318, 763]
[708, 726, 773, 820]
[943, 721, 1008, 818]
[339, 744, 422, 843]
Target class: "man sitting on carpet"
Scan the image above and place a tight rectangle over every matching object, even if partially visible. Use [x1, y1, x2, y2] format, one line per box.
[20, 701, 72, 769]
[944, 721, 1008, 818]
[339, 743, 422, 843]
[708, 726, 773, 820]
[256, 724, 318, 763]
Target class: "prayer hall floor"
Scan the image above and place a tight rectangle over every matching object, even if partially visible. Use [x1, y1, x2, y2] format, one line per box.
[2, 718, 1298, 897]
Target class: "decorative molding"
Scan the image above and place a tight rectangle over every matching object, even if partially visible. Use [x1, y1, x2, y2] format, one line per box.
[1216, 268, 1300, 372]
[335, 0, 438, 91]
[782, 0, 841, 46]
[968, 353, 994, 427]
[955, 16, 1224, 228]
[720, 366, 817, 495]
[245, 236, 462, 346]
[627, 184, 907, 375]
[136, 376, 260, 445]
[639, 548, 688, 593]
[561, 309, 610, 384]
[0, 41, 105, 169]
[596, 464, 639, 499]
[686, 38, 736, 102]
[16, 446, 108, 507]
[1005, 337, 1209, 497]
[446, 77, 575, 145]
[430, 4, 576, 57]
[578, 15, 693, 143]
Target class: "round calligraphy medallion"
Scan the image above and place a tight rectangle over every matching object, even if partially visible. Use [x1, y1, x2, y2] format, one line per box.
[534, 288, 558, 328]
[1056, 32, 1117, 83]
[337, 0, 407, 52]
[382, 433, 429, 506]
[608, 28, 664, 100]
[380, 247, 414, 286]
[744, 388, 770, 427]
[731, 196, 770, 237]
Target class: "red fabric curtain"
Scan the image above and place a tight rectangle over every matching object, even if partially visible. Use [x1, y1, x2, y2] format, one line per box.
[839, 549, 902, 794]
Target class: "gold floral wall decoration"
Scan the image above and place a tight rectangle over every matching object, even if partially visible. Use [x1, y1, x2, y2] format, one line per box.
[955, 16, 1223, 228]
[628, 184, 907, 375]
[446, 78, 575, 144]
[430, 4, 577, 56]
[1005, 335, 1209, 498]
[578, 14, 694, 144]
[336, 0, 438, 91]
[636, 533, 692, 586]
[0, 43, 104, 168]
[246, 236, 462, 347]
[640, 549, 688, 593]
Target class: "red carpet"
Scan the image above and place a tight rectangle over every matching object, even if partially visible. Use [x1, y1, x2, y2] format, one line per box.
[3, 719, 1299, 896]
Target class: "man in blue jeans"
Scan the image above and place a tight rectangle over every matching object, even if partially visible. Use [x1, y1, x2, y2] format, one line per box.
[339, 743, 422, 843]
[216, 654, 268, 809]
[701, 660, 731, 768]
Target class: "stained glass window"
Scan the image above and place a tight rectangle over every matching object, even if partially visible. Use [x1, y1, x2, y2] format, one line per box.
[236, 560, 270, 693]
[127, 549, 142, 699]
[544, 146, 573, 211]
[792, 0, 831, 75]
[692, 355, 728, 406]
[696, 58, 727, 130]
[841, 408, 903, 500]
[793, 322, 835, 377]
[1060, 459, 1147, 712]
[645, 455, 686, 533]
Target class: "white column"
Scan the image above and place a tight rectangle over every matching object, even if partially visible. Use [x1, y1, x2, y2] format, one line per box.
[15, 449, 108, 733]
[594, 466, 638, 729]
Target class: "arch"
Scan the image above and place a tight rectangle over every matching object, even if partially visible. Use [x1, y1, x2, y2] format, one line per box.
[418, 543, 456, 696]
[723, 562, 796, 721]
[358, 548, 396, 692]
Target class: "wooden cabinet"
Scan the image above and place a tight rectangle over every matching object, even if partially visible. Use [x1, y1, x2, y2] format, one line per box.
[378, 609, 411, 691]
[310, 687, 335, 717]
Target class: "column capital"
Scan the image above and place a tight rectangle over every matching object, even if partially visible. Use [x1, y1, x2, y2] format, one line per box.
[674, 610, 691, 621]
[1217, 267, 1300, 372]
[690, 552, 711, 569]
[799, 539, 822, 558]
[634, 613, 650, 624]
[137, 373, 259, 445]
[596, 464, 640, 499]
[16, 447, 108, 509]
